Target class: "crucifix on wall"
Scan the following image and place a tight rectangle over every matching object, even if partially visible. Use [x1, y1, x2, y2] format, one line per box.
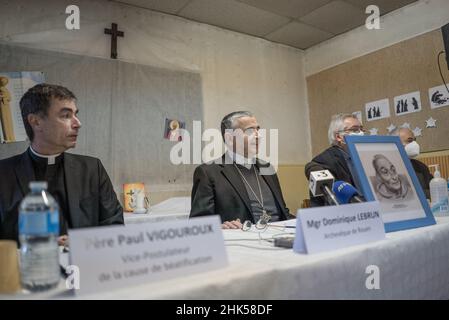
[104, 23, 124, 59]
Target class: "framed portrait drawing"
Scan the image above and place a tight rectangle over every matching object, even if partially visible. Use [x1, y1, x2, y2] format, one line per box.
[345, 135, 435, 232]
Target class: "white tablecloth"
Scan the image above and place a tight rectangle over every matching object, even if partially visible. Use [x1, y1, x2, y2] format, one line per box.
[5, 217, 449, 300]
[124, 197, 190, 224]
[124, 212, 189, 224]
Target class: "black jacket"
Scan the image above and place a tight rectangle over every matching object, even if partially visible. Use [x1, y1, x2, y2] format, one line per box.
[190, 155, 290, 223]
[0, 150, 124, 242]
[305, 145, 355, 206]
[411, 158, 433, 199]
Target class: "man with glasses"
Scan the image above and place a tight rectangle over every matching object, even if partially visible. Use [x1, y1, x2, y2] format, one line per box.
[190, 111, 291, 229]
[305, 113, 365, 206]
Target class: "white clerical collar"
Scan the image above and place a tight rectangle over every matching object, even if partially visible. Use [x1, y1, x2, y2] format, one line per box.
[226, 150, 256, 169]
[29, 146, 62, 165]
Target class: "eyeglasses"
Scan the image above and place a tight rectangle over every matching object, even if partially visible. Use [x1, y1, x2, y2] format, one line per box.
[242, 218, 269, 232]
[338, 126, 365, 134]
[241, 213, 290, 233]
[240, 216, 292, 247]
[242, 211, 271, 231]
[242, 126, 261, 136]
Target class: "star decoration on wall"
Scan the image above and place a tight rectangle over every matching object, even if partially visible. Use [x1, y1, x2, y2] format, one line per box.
[425, 117, 437, 128]
[369, 128, 379, 135]
[400, 122, 411, 129]
[412, 127, 422, 137]
[387, 124, 396, 134]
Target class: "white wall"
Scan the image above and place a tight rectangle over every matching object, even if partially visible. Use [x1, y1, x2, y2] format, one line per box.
[305, 0, 449, 76]
[0, 0, 311, 164]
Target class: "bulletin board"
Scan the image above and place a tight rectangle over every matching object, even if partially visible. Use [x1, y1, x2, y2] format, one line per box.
[307, 28, 449, 156]
[0, 43, 203, 193]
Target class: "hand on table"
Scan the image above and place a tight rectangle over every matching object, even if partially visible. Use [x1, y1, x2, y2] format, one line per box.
[58, 235, 69, 248]
[221, 219, 243, 229]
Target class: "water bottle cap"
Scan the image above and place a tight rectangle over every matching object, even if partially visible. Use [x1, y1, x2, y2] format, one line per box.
[29, 181, 48, 191]
[429, 164, 441, 178]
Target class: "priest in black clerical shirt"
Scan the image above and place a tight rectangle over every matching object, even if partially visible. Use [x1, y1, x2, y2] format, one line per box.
[0, 84, 124, 245]
[28, 147, 71, 236]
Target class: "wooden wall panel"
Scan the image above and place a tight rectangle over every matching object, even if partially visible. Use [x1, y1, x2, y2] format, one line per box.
[307, 29, 449, 156]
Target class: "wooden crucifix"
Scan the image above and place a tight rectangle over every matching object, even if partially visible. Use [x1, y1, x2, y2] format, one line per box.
[104, 23, 124, 59]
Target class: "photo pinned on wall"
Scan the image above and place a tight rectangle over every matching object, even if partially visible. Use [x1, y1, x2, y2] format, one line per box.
[428, 84, 449, 109]
[345, 135, 435, 232]
[352, 111, 363, 123]
[0, 71, 44, 143]
[164, 118, 185, 142]
[393, 91, 421, 116]
[365, 98, 390, 122]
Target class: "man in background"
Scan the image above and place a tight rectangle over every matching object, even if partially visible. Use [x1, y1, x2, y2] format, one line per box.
[395, 127, 433, 199]
[305, 113, 364, 206]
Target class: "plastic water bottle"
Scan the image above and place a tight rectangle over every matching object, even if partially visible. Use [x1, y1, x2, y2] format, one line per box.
[429, 165, 449, 216]
[19, 181, 60, 291]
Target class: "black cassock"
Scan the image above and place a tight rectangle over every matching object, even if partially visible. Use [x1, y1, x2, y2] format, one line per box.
[0, 148, 124, 243]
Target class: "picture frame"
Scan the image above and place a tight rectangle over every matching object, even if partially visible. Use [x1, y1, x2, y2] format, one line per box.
[345, 135, 435, 232]
[164, 118, 185, 141]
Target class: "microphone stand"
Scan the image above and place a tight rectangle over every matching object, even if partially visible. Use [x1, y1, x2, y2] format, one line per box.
[323, 185, 339, 206]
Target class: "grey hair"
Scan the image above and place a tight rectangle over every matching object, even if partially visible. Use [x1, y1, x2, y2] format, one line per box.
[327, 113, 358, 145]
[389, 128, 399, 136]
[221, 111, 253, 140]
[390, 127, 413, 137]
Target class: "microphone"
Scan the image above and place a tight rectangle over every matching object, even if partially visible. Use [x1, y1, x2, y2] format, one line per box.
[309, 170, 339, 206]
[305, 161, 326, 178]
[332, 181, 364, 204]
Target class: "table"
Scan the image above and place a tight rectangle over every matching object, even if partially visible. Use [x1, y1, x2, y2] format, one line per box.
[124, 197, 190, 224]
[124, 212, 189, 224]
[4, 217, 449, 300]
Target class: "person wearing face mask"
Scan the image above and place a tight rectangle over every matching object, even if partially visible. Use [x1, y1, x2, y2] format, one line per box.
[396, 127, 433, 199]
[305, 113, 365, 207]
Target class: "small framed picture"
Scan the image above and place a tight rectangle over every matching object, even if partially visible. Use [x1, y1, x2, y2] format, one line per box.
[164, 118, 185, 141]
[345, 135, 435, 232]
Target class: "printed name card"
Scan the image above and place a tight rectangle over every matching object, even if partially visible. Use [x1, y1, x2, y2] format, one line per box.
[69, 216, 228, 295]
[294, 201, 385, 254]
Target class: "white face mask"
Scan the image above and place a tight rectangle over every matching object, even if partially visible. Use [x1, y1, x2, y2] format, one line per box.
[405, 141, 420, 158]
[348, 131, 365, 136]
[337, 130, 364, 146]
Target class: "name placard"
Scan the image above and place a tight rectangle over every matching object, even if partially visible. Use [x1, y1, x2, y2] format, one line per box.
[68, 216, 227, 295]
[294, 202, 385, 254]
